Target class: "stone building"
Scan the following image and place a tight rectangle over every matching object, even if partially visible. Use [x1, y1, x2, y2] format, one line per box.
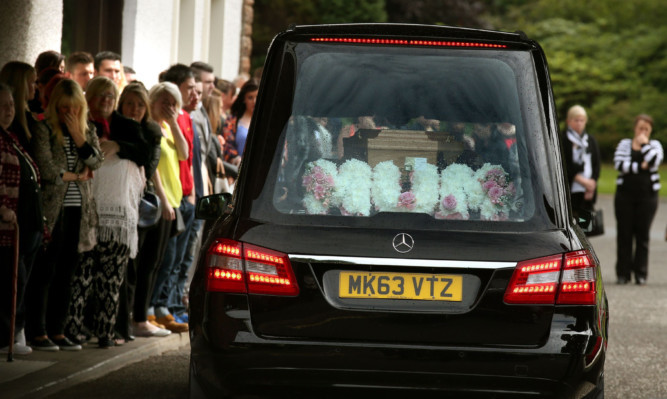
[0, 0, 253, 87]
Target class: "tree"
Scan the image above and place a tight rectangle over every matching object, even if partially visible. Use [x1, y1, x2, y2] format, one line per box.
[252, 0, 386, 69]
[385, 0, 490, 28]
[497, 0, 667, 160]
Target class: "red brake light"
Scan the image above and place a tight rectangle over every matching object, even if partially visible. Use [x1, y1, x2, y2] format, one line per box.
[206, 239, 299, 296]
[206, 239, 245, 293]
[310, 37, 507, 48]
[557, 250, 596, 305]
[503, 254, 561, 304]
[504, 250, 598, 305]
[244, 244, 298, 296]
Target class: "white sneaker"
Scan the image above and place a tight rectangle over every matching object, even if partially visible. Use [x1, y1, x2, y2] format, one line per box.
[16, 328, 26, 345]
[0, 343, 33, 355]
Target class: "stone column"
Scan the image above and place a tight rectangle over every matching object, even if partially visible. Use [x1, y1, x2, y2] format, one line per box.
[0, 0, 63, 68]
[240, 0, 254, 76]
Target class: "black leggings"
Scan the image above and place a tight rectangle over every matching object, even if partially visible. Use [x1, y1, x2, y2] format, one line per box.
[615, 191, 658, 280]
[26, 207, 81, 338]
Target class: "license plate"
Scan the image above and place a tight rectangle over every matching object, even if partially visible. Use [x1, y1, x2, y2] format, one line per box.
[339, 271, 463, 301]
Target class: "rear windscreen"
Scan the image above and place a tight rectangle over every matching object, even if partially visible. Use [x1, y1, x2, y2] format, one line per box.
[258, 43, 557, 229]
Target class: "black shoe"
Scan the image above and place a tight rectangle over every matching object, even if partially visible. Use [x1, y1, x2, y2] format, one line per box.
[616, 277, 629, 285]
[31, 337, 59, 351]
[636, 277, 647, 285]
[70, 333, 90, 346]
[115, 329, 134, 342]
[98, 337, 116, 349]
[52, 336, 82, 351]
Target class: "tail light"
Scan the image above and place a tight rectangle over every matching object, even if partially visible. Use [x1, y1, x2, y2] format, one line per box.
[558, 250, 596, 304]
[205, 238, 299, 296]
[504, 250, 597, 305]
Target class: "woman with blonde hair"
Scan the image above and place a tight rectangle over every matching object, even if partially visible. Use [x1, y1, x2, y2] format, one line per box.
[131, 81, 187, 337]
[0, 61, 38, 151]
[63, 76, 150, 348]
[29, 79, 103, 351]
[114, 81, 164, 341]
[562, 105, 600, 212]
[204, 88, 224, 137]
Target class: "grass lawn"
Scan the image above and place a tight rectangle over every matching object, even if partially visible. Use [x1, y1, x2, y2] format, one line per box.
[597, 163, 667, 197]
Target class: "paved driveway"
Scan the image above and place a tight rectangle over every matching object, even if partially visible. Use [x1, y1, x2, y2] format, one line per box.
[588, 194, 667, 398]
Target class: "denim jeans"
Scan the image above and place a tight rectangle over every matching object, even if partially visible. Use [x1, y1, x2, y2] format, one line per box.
[168, 218, 203, 316]
[150, 198, 195, 312]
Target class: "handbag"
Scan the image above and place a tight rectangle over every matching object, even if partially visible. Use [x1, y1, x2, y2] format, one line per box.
[138, 188, 161, 229]
[586, 208, 604, 237]
[170, 206, 186, 237]
[214, 173, 231, 194]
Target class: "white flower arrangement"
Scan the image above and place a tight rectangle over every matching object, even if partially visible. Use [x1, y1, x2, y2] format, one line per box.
[302, 159, 338, 214]
[436, 163, 475, 219]
[371, 161, 402, 212]
[336, 158, 373, 216]
[410, 163, 440, 214]
[300, 158, 516, 221]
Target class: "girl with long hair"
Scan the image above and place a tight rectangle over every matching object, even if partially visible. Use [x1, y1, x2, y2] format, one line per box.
[29, 79, 103, 351]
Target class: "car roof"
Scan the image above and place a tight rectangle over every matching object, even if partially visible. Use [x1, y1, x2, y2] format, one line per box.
[279, 23, 532, 46]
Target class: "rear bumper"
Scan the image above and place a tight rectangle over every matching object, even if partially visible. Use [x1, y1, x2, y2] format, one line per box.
[190, 330, 604, 399]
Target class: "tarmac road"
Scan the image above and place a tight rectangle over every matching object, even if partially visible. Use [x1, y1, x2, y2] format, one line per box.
[589, 194, 667, 398]
[20, 194, 667, 399]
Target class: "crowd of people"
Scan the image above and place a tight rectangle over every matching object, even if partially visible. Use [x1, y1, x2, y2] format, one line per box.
[0, 49, 258, 355]
[1, 48, 664, 357]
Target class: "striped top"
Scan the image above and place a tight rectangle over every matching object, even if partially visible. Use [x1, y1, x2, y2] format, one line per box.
[62, 135, 82, 207]
[613, 138, 663, 192]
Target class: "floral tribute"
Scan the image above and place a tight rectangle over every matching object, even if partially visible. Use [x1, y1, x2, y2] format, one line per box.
[475, 163, 516, 220]
[436, 163, 476, 219]
[410, 163, 440, 214]
[371, 161, 402, 212]
[301, 158, 516, 220]
[302, 159, 338, 214]
[336, 159, 373, 216]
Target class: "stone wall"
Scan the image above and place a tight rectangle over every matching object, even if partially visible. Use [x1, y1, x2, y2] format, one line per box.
[240, 0, 254, 75]
[0, 0, 63, 68]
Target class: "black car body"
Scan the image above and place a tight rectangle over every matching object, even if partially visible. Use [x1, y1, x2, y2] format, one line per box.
[189, 23, 608, 398]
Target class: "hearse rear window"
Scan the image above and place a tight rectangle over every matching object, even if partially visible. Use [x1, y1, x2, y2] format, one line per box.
[270, 44, 546, 223]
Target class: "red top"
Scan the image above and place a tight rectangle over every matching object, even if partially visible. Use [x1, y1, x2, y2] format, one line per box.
[177, 111, 194, 197]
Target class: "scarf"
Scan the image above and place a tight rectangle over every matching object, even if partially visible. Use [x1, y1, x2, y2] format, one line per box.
[566, 128, 592, 193]
[93, 155, 145, 258]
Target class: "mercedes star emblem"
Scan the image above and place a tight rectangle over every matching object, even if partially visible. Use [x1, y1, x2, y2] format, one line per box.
[392, 233, 414, 253]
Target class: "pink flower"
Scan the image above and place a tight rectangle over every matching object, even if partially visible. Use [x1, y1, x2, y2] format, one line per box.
[441, 194, 457, 210]
[313, 184, 327, 200]
[488, 185, 504, 205]
[482, 180, 497, 192]
[398, 191, 416, 210]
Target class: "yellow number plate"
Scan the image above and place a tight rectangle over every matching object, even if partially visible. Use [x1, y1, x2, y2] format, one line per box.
[339, 271, 463, 301]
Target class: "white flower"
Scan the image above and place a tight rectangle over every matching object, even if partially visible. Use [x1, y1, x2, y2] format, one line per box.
[438, 163, 474, 219]
[336, 159, 372, 216]
[371, 161, 402, 212]
[411, 163, 440, 214]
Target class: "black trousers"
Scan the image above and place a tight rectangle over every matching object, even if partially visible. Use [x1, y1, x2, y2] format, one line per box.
[26, 207, 82, 338]
[0, 229, 42, 346]
[132, 216, 172, 322]
[614, 191, 658, 281]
